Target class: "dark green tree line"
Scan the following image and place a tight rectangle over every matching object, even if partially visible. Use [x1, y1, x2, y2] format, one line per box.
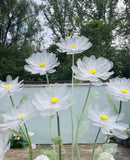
[0, 0, 43, 81]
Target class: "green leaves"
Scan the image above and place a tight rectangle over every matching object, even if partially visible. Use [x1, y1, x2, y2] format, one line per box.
[9, 129, 23, 137]
[37, 150, 58, 160]
[16, 94, 29, 109]
[78, 120, 89, 139]
[51, 136, 63, 145]
[9, 129, 27, 149]
[106, 94, 118, 114]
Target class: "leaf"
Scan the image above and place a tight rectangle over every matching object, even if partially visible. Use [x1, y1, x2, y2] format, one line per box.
[50, 115, 55, 120]
[78, 120, 89, 139]
[51, 136, 63, 145]
[106, 94, 118, 114]
[37, 150, 44, 156]
[88, 90, 100, 102]
[16, 94, 29, 109]
[9, 129, 23, 137]
[37, 150, 58, 160]
[43, 150, 58, 160]
[77, 110, 88, 122]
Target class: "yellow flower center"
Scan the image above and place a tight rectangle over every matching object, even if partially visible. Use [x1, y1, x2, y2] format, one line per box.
[51, 97, 58, 103]
[120, 88, 127, 94]
[40, 62, 46, 67]
[100, 115, 109, 121]
[89, 69, 96, 74]
[4, 84, 11, 88]
[71, 44, 77, 48]
[17, 113, 25, 119]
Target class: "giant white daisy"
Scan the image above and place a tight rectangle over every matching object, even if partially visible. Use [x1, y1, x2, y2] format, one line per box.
[106, 77, 130, 101]
[57, 35, 92, 54]
[32, 84, 72, 116]
[0, 102, 36, 131]
[24, 51, 60, 75]
[0, 75, 23, 97]
[72, 55, 114, 82]
[88, 105, 129, 139]
[0, 134, 10, 160]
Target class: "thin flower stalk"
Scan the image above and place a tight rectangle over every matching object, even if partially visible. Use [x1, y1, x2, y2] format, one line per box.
[57, 112, 61, 160]
[24, 123, 33, 160]
[50, 116, 56, 152]
[70, 54, 74, 160]
[46, 73, 49, 86]
[119, 101, 122, 114]
[91, 128, 101, 160]
[46, 73, 55, 152]
[20, 126, 28, 142]
[76, 82, 92, 160]
[8, 91, 15, 108]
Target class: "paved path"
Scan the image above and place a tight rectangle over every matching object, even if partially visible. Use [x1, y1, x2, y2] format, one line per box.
[5, 144, 130, 160]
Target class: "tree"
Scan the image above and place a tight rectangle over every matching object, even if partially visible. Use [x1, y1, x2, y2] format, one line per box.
[0, 0, 42, 49]
[0, 0, 43, 81]
[40, 0, 76, 39]
[41, 0, 130, 79]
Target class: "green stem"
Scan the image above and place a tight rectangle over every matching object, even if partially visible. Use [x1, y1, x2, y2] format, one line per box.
[19, 126, 28, 142]
[24, 123, 33, 160]
[70, 54, 74, 160]
[105, 135, 114, 144]
[105, 135, 110, 144]
[91, 128, 101, 160]
[76, 82, 92, 160]
[57, 113, 61, 160]
[118, 101, 122, 114]
[46, 73, 49, 86]
[46, 73, 56, 152]
[8, 91, 15, 108]
[50, 117, 56, 152]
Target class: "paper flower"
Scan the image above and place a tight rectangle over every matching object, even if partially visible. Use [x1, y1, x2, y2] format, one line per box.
[94, 143, 117, 160]
[28, 132, 34, 137]
[0, 102, 36, 131]
[0, 134, 10, 160]
[88, 105, 129, 139]
[57, 35, 92, 54]
[0, 75, 23, 97]
[98, 152, 115, 160]
[32, 84, 72, 116]
[72, 55, 114, 82]
[106, 77, 130, 101]
[32, 143, 36, 150]
[34, 154, 49, 160]
[24, 51, 60, 75]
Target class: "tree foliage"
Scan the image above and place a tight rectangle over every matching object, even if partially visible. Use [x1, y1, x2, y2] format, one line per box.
[0, 0, 129, 81]
[42, 0, 130, 79]
[0, 0, 42, 48]
[0, 0, 43, 81]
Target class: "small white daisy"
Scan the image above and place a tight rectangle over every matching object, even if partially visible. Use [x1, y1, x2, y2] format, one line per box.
[106, 77, 130, 101]
[72, 55, 114, 82]
[98, 152, 115, 160]
[24, 51, 60, 75]
[0, 75, 23, 97]
[57, 35, 92, 54]
[88, 105, 129, 139]
[0, 102, 36, 131]
[0, 134, 10, 160]
[94, 143, 117, 160]
[34, 154, 49, 160]
[32, 84, 72, 116]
